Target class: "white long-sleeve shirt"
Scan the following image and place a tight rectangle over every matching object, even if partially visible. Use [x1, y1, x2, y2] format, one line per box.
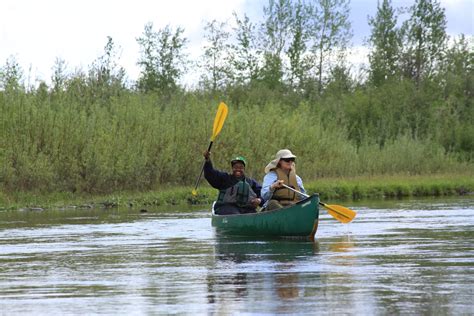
[261, 170, 306, 203]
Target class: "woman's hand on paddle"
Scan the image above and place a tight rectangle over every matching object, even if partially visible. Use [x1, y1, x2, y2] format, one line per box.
[203, 150, 211, 161]
[271, 180, 284, 191]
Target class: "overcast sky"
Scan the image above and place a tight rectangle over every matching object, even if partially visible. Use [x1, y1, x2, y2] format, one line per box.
[1, 0, 473, 86]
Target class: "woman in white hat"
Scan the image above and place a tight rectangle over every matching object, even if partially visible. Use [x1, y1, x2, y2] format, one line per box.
[261, 149, 306, 211]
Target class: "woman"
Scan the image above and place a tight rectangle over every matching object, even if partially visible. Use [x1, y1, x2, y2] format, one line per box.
[261, 149, 306, 211]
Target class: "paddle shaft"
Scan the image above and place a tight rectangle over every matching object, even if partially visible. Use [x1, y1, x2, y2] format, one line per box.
[280, 184, 356, 223]
[193, 141, 213, 192]
[281, 183, 309, 198]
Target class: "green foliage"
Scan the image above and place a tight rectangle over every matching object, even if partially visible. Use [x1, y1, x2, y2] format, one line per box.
[136, 23, 187, 96]
[0, 0, 472, 199]
[400, 0, 448, 84]
[0, 56, 24, 92]
[228, 12, 262, 85]
[1, 85, 471, 196]
[263, 0, 293, 56]
[286, 0, 310, 90]
[368, 0, 401, 86]
[259, 52, 284, 90]
[260, 0, 292, 89]
[88, 36, 127, 103]
[307, 0, 352, 94]
[199, 20, 231, 92]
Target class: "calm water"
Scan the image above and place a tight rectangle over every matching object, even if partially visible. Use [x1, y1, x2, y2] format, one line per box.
[0, 196, 473, 315]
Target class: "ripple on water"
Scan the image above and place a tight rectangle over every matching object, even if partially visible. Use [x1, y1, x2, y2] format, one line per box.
[0, 198, 473, 314]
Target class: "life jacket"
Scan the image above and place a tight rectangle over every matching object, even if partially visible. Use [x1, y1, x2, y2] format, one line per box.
[272, 167, 299, 205]
[215, 178, 257, 208]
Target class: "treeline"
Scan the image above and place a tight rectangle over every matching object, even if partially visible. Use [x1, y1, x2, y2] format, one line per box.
[0, 0, 472, 194]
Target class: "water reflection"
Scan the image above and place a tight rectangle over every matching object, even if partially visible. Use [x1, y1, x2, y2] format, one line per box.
[0, 197, 473, 314]
[206, 236, 320, 312]
[275, 271, 299, 299]
[212, 236, 319, 262]
[327, 235, 357, 268]
[328, 235, 355, 253]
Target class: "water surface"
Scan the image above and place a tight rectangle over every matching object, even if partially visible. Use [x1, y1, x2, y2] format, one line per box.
[0, 197, 473, 314]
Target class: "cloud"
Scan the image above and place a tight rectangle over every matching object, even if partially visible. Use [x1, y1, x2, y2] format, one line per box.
[1, 0, 471, 87]
[1, 0, 248, 84]
[439, 0, 474, 36]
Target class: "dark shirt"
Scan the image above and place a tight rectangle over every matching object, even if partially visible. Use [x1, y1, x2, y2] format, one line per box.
[203, 160, 262, 203]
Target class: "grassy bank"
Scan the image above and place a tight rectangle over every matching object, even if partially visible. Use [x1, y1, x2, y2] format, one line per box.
[305, 174, 474, 200]
[1, 173, 472, 211]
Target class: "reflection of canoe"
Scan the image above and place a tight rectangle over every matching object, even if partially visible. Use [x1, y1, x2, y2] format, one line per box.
[211, 195, 320, 241]
[214, 236, 319, 263]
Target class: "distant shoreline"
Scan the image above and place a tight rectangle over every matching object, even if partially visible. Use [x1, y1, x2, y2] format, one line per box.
[2, 173, 472, 211]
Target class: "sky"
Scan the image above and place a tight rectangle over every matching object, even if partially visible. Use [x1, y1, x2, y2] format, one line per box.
[1, 0, 473, 87]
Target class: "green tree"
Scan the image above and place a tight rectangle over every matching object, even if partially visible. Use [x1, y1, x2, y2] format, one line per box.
[260, 0, 293, 88]
[89, 36, 126, 101]
[259, 52, 284, 90]
[263, 0, 293, 57]
[367, 0, 401, 86]
[136, 23, 188, 95]
[400, 0, 448, 85]
[307, 0, 352, 95]
[437, 35, 474, 156]
[228, 13, 262, 85]
[199, 19, 231, 93]
[441, 35, 474, 102]
[286, 0, 311, 91]
[325, 64, 353, 94]
[0, 56, 23, 91]
[136, 23, 160, 92]
[51, 57, 68, 94]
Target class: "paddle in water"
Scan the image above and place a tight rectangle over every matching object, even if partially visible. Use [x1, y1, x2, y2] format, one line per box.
[192, 102, 229, 196]
[280, 183, 356, 223]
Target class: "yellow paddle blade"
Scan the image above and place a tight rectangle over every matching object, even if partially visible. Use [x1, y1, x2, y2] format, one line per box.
[192, 102, 229, 197]
[211, 102, 228, 141]
[320, 203, 357, 224]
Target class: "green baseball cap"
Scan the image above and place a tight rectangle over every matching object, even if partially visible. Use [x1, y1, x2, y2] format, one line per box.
[231, 156, 247, 167]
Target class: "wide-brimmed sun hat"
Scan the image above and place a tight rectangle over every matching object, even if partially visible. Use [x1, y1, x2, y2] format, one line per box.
[231, 155, 247, 167]
[264, 149, 296, 173]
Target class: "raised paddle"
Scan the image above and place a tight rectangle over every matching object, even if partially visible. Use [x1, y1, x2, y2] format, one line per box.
[280, 183, 356, 223]
[192, 102, 229, 196]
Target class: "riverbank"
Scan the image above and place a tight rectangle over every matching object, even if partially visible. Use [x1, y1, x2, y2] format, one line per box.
[0, 173, 473, 211]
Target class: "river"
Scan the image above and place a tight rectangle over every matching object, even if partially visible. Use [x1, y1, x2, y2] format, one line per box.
[1, 196, 473, 315]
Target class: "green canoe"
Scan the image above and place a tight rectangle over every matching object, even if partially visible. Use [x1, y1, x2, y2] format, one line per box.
[211, 194, 320, 241]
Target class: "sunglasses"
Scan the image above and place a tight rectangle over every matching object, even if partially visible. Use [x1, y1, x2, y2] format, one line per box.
[281, 158, 295, 162]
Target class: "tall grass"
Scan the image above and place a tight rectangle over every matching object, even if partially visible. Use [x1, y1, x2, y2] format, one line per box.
[0, 90, 472, 195]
